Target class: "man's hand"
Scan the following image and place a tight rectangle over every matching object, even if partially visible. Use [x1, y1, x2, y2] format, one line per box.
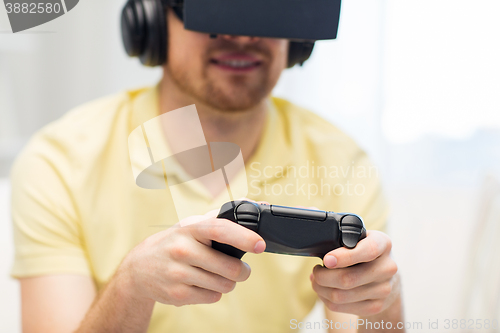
[117, 210, 266, 307]
[68, 208, 267, 333]
[311, 230, 400, 317]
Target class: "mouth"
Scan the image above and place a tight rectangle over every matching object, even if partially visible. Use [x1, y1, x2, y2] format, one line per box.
[210, 53, 263, 72]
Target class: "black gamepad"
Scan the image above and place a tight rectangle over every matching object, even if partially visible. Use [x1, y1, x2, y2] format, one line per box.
[212, 200, 366, 259]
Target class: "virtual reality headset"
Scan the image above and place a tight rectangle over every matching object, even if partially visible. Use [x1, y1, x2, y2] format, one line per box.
[121, 0, 342, 67]
[170, 0, 342, 41]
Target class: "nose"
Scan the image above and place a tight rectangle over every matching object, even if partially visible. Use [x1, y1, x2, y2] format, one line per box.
[219, 35, 261, 43]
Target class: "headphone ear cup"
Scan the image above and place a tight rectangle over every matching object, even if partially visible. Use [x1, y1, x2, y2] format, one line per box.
[121, 0, 146, 57]
[121, 0, 167, 67]
[140, 0, 167, 66]
[287, 41, 315, 68]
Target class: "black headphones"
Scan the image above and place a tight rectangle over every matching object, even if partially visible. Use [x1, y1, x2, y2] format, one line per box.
[121, 0, 315, 68]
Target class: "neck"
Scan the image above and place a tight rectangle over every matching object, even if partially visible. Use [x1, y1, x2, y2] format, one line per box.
[158, 74, 268, 164]
[157, 73, 269, 198]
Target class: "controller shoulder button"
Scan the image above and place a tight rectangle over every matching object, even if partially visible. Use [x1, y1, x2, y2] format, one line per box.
[235, 202, 260, 231]
[340, 215, 363, 249]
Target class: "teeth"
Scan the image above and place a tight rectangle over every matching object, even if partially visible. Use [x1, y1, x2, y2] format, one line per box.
[218, 60, 255, 68]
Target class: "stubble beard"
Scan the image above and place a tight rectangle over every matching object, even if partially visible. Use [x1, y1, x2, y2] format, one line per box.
[166, 42, 284, 112]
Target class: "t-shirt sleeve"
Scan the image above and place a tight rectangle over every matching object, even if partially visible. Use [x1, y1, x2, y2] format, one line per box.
[10, 139, 92, 278]
[338, 149, 390, 233]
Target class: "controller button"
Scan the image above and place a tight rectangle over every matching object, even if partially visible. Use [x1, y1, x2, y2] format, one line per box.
[340, 215, 363, 249]
[235, 202, 260, 231]
[271, 205, 326, 221]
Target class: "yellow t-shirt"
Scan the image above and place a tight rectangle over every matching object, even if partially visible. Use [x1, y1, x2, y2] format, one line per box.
[10, 85, 388, 333]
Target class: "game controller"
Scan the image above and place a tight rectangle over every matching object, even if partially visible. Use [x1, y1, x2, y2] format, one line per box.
[212, 200, 366, 259]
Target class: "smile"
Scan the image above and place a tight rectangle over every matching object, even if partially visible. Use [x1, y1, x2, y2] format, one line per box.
[210, 54, 262, 72]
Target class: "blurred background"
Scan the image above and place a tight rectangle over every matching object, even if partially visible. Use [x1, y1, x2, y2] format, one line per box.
[1, 0, 500, 331]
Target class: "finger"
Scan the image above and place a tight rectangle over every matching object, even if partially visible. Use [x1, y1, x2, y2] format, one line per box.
[186, 217, 266, 254]
[312, 279, 393, 304]
[323, 230, 391, 269]
[183, 265, 238, 294]
[313, 253, 397, 289]
[187, 241, 252, 282]
[318, 294, 386, 317]
[165, 284, 222, 306]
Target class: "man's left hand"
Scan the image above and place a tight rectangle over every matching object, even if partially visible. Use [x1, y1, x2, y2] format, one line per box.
[311, 230, 400, 317]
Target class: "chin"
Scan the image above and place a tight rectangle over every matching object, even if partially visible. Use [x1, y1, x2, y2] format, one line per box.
[202, 83, 270, 112]
[167, 65, 274, 111]
[204, 97, 261, 112]
[205, 89, 268, 111]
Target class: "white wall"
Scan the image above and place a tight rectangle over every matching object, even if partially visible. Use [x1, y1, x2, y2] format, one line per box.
[274, 0, 386, 167]
[0, 0, 162, 175]
[0, 179, 20, 332]
[383, 0, 500, 143]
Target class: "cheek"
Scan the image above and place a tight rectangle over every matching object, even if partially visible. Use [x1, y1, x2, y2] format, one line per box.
[167, 14, 208, 73]
[168, 38, 208, 80]
[269, 40, 289, 70]
[168, 43, 194, 69]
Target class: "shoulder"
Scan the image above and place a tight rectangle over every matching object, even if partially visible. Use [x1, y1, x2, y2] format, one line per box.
[271, 96, 363, 162]
[33, 88, 140, 151]
[11, 87, 149, 181]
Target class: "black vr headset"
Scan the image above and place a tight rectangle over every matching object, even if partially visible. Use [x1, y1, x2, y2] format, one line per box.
[121, 0, 342, 68]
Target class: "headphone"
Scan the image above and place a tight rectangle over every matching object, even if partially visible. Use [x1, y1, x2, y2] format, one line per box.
[121, 0, 315, 68]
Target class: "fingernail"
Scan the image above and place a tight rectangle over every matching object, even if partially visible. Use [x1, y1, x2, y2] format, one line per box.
[324, 255, 337, 268]
[254, 240, 266, 253]
[243, 262, 251, 273]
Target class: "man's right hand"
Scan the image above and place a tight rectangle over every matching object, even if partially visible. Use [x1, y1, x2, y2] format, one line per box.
[116, 210, 266, 307]
[20, 210, 266, 333]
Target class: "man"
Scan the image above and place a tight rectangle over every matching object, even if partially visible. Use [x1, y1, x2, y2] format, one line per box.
[11, 4, 404, 333]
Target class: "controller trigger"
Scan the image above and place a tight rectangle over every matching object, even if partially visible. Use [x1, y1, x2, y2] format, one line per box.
[234, 202, 260, 232]
[340, 215, 364, 249]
